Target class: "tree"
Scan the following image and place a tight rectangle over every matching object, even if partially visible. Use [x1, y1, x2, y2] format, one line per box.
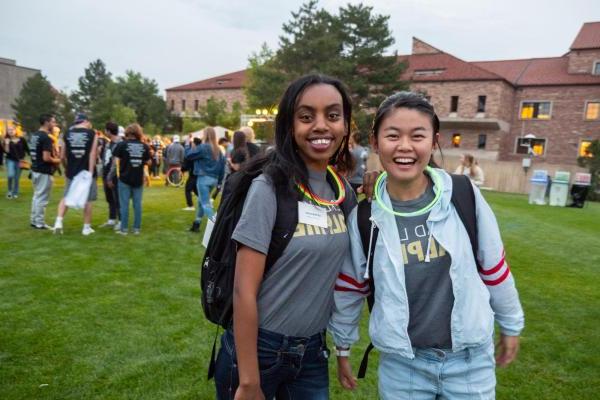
[55, 90, 75, 131]
[12, 73, 57, 133]
[115, 70, 167, 127]
[217, 101, 243, 130]
[71, 59, 112, 113]
[245, 0, 408, 126]
[89, 82, 136, 127]
[198, 97, 227, 127]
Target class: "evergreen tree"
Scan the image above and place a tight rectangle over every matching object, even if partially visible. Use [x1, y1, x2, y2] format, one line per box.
[115, 71, 167, 127]
[12, 73, 57, 133]
[71, 59, 112, 113]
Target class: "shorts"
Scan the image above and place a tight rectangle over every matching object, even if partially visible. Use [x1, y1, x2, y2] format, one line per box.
[64, 176, 98, 202]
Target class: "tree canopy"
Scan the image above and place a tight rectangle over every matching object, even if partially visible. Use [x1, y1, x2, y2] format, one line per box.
[12, 73, 57, 133]
[245, 0, 407, 117]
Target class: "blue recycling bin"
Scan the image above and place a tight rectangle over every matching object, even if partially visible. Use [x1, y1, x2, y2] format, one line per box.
[529, 170, 548, 205]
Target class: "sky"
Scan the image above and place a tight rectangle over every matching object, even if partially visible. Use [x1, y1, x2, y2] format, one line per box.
[2, 0, 599, 95]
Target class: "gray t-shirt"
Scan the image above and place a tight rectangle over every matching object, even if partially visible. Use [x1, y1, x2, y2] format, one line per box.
[390, 182, 454, 349]
[232, 170, 355, 337]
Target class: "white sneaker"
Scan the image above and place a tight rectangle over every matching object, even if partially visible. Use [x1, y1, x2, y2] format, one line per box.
[99, 220, 116, 228]
[115, 230, 128, 236]
[53, 221, 63, 235]
[182, 206, 195, 211]
[82, 226, 95, 236]
[133, 229, 140, 235]
[113, 222, 121, 231]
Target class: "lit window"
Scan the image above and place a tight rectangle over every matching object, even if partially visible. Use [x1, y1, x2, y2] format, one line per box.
[579, 140, 593, 157]
[520, 101, 551, 120]
[450, 96, 459, 113]
[452, 133, 461, 148]
[477, 96, 487, 113]
[516, 137, 547, 156]
[585, 102, 600, 120]
[478, 134, 487, 149]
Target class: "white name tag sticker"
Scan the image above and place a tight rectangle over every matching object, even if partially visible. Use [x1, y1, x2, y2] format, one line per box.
[298, 202, 328, 229]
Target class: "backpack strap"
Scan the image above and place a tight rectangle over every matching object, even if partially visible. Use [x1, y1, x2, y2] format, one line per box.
[450, 174, 480, 269]
[356, 199, 378, 379]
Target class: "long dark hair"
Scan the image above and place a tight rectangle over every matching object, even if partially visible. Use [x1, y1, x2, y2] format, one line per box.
[232, 130, 248, 156]
[243, 74, 353, 192]
[371, 91, 442, 167]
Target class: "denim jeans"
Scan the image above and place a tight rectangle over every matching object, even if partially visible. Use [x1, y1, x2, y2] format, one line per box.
[118, 181, 143, 231]
[195, 174, 218, 222]
[378, 339, 496, 400]
[6, 159, 22, 196]
[214, 328, 330, 400]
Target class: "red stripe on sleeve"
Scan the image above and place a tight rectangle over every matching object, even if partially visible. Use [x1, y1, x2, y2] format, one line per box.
[479, 252, 506, 276]
[482, 265, 511, 286]
[334, 285, 370, 295]
[338, 273, 369, 289]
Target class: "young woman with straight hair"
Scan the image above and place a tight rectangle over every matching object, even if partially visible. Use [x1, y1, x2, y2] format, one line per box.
[330, 92, 524, 400]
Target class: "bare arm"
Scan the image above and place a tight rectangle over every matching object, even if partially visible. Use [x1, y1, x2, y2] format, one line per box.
[88, 135, 99, 173]
[42, 150, 61, 165]
[233, 245, 266, 399]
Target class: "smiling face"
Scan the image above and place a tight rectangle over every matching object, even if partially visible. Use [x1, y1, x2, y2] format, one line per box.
[373, 107, 438, 189]
[293, 84, 347, 171]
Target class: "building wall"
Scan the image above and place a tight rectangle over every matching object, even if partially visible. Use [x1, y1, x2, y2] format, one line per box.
[0, 59, 40, 120]
[567, 49, 600, 74]
[166, 88, 246, 115]
[501, 85, 600, 164]
[410, 81, 515, 121]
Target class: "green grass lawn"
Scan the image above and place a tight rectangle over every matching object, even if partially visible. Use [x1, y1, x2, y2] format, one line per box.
[0, 173, 598, 399]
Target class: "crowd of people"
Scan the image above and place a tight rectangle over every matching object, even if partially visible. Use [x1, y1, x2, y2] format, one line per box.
[2, 74, 514, 400]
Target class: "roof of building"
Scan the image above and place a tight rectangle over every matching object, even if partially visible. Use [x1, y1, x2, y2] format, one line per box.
[166, 69, 246, 91]
[570, 21, 600, 50]
[398, 49, 507, 83]
[474, 56, 600, 86]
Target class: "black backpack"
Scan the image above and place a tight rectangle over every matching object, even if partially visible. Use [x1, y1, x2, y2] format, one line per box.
[201, 160, 354, 378]
[355, 174, 480, 378]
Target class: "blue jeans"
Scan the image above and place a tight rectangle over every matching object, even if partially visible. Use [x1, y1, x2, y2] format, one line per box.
[195, 175, 218, 222]
[378, 339, 496, 400]
[214, 328, 329, 400]
[6, 159, 22, 196]
[118, 181, 143, 231]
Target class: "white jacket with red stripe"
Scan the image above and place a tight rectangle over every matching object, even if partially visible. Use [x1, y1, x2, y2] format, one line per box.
[329, 169, 524, 358]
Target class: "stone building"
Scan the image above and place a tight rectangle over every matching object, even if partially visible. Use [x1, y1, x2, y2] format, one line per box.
[165, 22, 600, 191]
[0, 57, 40, 120]
[165, 69, 246, 116]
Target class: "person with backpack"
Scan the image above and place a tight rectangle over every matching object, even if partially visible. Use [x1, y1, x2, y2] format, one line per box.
[329, 92, 524, 399]
[208, 74, 357, 399]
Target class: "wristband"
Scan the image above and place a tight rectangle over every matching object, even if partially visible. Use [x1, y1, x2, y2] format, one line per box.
[335, 348, 350, 357]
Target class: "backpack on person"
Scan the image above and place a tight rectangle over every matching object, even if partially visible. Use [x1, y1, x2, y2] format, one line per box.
[200, 159, 354, 379]
[355, 174, 480, 378]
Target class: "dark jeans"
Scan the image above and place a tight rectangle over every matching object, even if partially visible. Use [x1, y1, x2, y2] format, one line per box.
[185, 173, 197, 207]
[215, 328, 329, 400]
[102, 175, 119, 220]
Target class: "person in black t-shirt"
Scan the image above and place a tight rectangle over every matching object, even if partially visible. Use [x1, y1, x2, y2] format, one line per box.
[98, 122, 122, 229]
[107, 123, 151, 235]
[29, 114, 61, 229]
[52, 113, 99, 235]
[2, 126, 30, 198]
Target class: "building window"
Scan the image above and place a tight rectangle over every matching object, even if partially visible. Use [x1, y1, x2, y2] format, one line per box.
[477, 96, 487, 113]
[478, 134, 487, 149]
[579, 140, 593, 157]
[450, 96, 459, 113]
[414, 69, 445, 76]
[585, 101, 600, 120]
[452, 133, 461, 148]
[516, 137, 547, 156]
[594, 61, 600, 75]
[194, 100, 199, 112]
[182, 99, 186, 111]
[170, 99, 174, 111]
[520, 101, 551, 120]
